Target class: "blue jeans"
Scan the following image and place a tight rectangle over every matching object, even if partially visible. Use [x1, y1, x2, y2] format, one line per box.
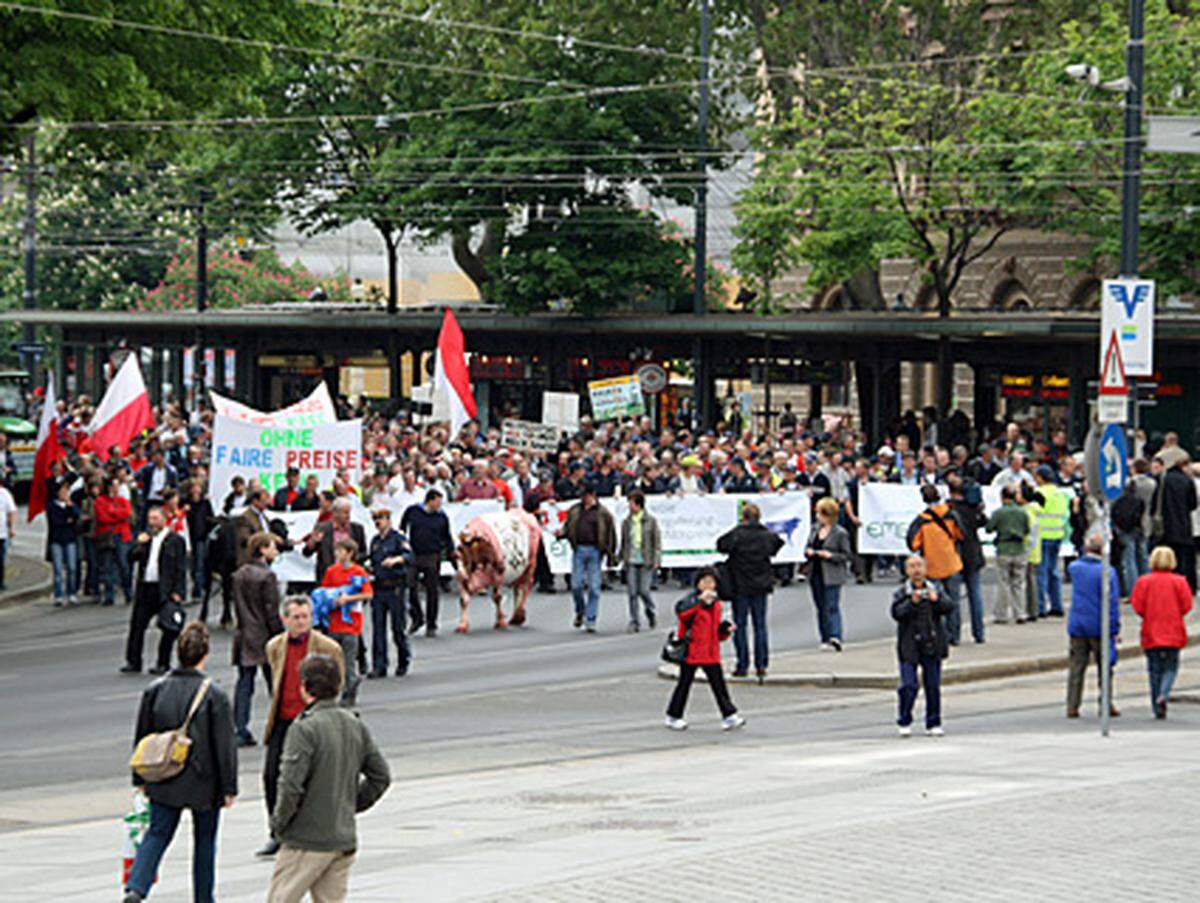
[963, 568, 985, 643]
[102, 539, 133, 605]
[732, 594, 769, 672]
[190, 537, 208, 601]
[571, 546, 602, 625]
[1037, 539, 1063, 614]
[0, 536, 7, 589]
[126, 800, 219, 902]
[898, 656, 942, 728]
[936, 572, 964, 642]
[234, 663, 271, 741]
[81, 536, 99, 595]
[1145, 647, 1181, 708]
[50, 541, 78, 600]
[808, 582, 842, 644]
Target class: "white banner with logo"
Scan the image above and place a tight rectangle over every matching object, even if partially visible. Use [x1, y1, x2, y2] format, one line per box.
[209, 415, 362, 507]
[856, 483, 1075, 557]
[210, 382, 336, 428]
[538, 492, 811, 575]
[587, 375, 645, 422]
[1100, 278, 1155, 377]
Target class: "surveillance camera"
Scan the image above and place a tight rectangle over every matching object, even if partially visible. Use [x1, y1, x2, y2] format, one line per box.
[1065, 63, 1100, 86]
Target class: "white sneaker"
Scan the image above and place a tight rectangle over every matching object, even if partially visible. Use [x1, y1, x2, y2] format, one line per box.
[721, 714, 746, 731]
[819, 642, 834, 651]
[926, 726, 945, 737]
[897, 725, 912, 737]
[663, 717, 688, 731]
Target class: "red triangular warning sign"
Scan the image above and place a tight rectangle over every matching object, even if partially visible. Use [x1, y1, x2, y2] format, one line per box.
[1100, 331, 1127, 395]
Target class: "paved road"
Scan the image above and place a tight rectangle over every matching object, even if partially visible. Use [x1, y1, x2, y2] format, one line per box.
[0, 511, 903, 792]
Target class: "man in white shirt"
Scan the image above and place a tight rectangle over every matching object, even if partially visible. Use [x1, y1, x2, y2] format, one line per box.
[0, 482, 16, 591]
[121, 507, 187, 675]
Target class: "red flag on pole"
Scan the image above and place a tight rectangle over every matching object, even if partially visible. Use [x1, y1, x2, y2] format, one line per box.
[28, 376, 64, 521]
[434, 308, 477, 435]
[91, 355, 154, 460]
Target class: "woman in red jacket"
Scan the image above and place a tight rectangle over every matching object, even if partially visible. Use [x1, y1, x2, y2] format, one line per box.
[94, 476, 134, 606]
[664, 567, 745, 732]
[1130, 546, 1194, 719]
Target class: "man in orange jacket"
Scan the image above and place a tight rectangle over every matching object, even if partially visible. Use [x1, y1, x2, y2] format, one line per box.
[907, 484, 966, 645]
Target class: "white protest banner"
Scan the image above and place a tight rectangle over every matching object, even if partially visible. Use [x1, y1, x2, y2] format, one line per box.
[539, 493, 810, 575]
[210, 382, 336, 428]
[501, 419, 560, 454]
[209, 415, 362, 507]
[587, 375, 644, 422]
[542, 391, 580, 432]
[857, 482, 1075, 558]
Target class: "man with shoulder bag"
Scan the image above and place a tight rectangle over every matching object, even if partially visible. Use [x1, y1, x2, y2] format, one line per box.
[124, 621, 237, 903]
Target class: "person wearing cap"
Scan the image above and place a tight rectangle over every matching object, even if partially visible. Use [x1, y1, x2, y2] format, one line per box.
[1152, 444, 1198, 592]
[366, 506, 412, 678]
[1034, 464, 1068, 618]
[559, 486, 616, 632]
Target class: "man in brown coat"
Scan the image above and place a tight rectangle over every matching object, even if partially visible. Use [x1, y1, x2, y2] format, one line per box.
[236, 488, 275, 568]
[257, 595, 344, 859]
[232, 531, 283, 747]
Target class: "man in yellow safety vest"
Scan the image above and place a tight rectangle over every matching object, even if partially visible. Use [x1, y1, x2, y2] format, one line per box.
[1034, 465, 1068, 617]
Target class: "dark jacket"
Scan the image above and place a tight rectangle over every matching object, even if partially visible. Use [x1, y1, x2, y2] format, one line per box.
[304, 520, 368, 583]
[232, 560, 283, 667]
[891, 582, 955, 663]
[132, 668, 238, 810]
[235, 505, 274, 568]
[135, 461, 179, 501]
[400, 504, 455, 557]
[368, 528, 412, 590]
[563, 501, 617, 561]
[949, 498, 986, 572]
[47, 500, 80, 545]
[1153, 468, 1198, 543]
[716, 521, 785, 596]
[270, 698, 391, 852]
[272, 485, 317, 512]
[130, 530, 188, 604]
[184, 497, 215, 546]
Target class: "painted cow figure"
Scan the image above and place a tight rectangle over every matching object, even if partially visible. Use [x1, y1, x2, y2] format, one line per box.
[455, 508, 542, 633]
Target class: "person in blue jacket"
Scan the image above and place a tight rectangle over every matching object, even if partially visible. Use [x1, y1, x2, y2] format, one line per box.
[1065, 532, 1121, 719]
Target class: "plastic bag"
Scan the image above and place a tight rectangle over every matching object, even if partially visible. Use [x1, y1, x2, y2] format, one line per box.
[121, 792, 151, 888]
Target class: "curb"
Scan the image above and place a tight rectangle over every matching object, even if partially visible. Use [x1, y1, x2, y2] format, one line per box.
[0, 578, 53, 611]
[656, 634, 1200, 690]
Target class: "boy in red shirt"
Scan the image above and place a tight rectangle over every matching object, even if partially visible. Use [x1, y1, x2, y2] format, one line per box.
[321, 537, 373, 706]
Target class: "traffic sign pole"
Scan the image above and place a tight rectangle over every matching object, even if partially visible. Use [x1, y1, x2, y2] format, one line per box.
[1100, 503, 1112, 738]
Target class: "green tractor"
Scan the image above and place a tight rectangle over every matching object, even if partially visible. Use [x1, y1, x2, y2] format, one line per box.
[0, 371, 37, 488]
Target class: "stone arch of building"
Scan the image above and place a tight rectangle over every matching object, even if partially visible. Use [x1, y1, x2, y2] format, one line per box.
[1068, 275, 1102, 310]
[982, 255, 1040, 309]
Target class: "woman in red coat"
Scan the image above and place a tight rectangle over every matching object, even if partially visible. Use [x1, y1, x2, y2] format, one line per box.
[664, 567, 745, 731]
[1130, 545, 1194, 719]
[94, 476, 134, 606]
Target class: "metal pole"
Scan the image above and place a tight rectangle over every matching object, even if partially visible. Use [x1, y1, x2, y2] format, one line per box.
[194, 190, 210, 412]
[21, 130, 36, 378]
[1120, 0, 1145, 438]
[1100, 502, 1113, 737]
[691, 0, 711, 429]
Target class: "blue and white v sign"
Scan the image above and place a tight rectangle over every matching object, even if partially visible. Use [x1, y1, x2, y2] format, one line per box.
[1100, 278, 1155, 377]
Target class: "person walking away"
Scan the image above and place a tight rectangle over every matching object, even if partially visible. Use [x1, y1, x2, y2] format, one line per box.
[1021, 486, 1043, 621]
[986, 487, 1029, 623]
[1065, 533, 1121, 719]
[1130, 546, 1193, 719]
[1129, 458, 1156, 577]
[184, 478, 215, 606]
[321, 538, 373, 706]
[367, 506, 412, 678]
[663, 567, 744, 731]
[561, 487, 617, 632]
[121, 507, 188, 675]
[716, 502, 784, 680]
[906, 484, 965, 644]
[619, 490, 661, 632]
[123, 622, 237, 903]
[232, 532, 283, 747]
[258, 597, 344, 859]
[1110, 480, 1145, 598]
[948, 477, 988, 643]
[47, 480, 81, 606]
[267, 654, 391, 903]
[891, 555, 955, 737]
[804, 497, 851, 653]
[1151, 446, 1198, 593]
[1034, 465, 1069, 617]
[96, 475, 134, 606]
[400, 489, 455, 636]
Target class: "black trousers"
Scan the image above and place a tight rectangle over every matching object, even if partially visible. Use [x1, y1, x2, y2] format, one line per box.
[667, 663, 737, 720]
[263, 717, 293, 818]
[124, 583, 176, 671]
[1169, 541, 1197, 594]
[409, 553, 441, 629]
[371, 587, 411, 674]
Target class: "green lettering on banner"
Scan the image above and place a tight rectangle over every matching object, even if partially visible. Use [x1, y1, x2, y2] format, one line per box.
[258, 428, 314, 449]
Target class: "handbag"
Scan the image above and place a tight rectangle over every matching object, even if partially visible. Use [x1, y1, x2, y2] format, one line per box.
[661, 622, 693, 665]
[129, 678, 211, 782]
[157, 600, 187, 633]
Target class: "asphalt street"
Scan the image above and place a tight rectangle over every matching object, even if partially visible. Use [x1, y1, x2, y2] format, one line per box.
[0, 517, 901, 794]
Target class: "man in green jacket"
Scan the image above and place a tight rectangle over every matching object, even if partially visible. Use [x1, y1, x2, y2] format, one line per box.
[268, 654, 391, 903]
[986, 486, 1030, 624]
